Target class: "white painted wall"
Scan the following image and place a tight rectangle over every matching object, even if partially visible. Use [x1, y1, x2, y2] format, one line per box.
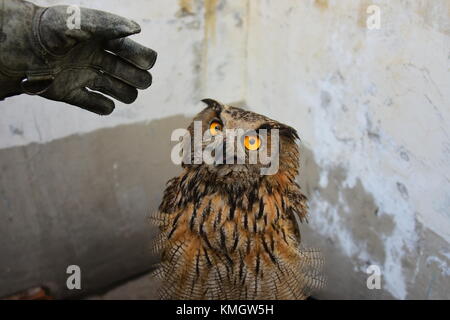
[1, 0, 449, 299]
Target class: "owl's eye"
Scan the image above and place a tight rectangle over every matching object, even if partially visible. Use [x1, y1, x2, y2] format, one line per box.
[209, 121, 223, 136]
[244, 135, 261, 151]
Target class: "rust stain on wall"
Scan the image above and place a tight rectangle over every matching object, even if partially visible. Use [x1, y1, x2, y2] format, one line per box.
[204, 0, 218, 43]
[179, 0, 194, 15]
[200, 0, 218, 95]
[314, 0, 329, 11]
[357, 0, 371, 29]
[415, 1, 450, 35]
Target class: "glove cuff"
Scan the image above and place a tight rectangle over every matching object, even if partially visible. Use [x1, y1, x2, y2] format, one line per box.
[0, 0, 55, 97]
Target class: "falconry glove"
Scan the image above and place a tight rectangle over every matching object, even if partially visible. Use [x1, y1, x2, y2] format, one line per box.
[0, 0, 157, 115]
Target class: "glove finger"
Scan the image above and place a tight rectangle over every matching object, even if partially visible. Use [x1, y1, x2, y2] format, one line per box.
[95, 51, 152, 89]
[68, 88, 115, 115]
[105, 38, 157, 70]
[40, 6, 141, 55]
[76, 7, 141, 39]
[43, 6, 141, 41]
[88, 73, 138, 104]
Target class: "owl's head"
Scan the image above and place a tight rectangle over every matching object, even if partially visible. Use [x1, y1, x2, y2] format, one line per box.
[179, 99, 300, 185]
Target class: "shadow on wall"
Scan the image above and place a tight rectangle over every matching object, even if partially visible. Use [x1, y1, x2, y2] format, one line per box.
[0, 114, 191, 299]
[298, 145, 450, 300]
[298, 145, 395, 300]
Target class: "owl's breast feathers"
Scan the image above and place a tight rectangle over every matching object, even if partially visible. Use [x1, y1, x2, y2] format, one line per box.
[151, 169, 325, 299]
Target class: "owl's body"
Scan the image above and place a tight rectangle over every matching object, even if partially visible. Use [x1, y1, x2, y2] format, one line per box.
[151, 99, 324, 299]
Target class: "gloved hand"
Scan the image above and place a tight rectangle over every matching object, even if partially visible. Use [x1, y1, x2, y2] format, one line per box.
[0, 0, 157, 115]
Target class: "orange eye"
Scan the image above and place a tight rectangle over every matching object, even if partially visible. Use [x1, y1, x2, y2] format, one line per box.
[244, 135, 261, 151]
[209, 121, 222, 136]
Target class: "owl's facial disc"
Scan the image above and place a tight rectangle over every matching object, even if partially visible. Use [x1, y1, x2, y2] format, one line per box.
[203, 126, 277, 179]
[182, 99, 299, 178]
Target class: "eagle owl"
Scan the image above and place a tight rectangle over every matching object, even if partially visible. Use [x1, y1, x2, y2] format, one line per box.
[151, 99, 324, 299]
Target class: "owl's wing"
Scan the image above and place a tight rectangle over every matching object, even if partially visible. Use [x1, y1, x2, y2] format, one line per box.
[279, 184, 326, 297]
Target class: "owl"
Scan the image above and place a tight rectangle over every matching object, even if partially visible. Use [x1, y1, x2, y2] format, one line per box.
[151, 99, 324, 299]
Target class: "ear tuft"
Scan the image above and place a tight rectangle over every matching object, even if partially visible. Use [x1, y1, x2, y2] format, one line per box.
[201, 98, 223, 112]
[280, 125, 300, 141]
[258, 122, 300, 141]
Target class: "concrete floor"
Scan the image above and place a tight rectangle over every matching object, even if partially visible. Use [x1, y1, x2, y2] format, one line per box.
[87, 272, 160, 300]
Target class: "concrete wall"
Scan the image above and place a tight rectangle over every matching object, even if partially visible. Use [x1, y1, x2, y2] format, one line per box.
[0, 0, 449, 299]
[244, 0, 450, 300]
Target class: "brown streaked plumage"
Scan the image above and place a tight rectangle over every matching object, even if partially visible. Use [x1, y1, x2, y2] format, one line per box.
[151, 99, 325, 299]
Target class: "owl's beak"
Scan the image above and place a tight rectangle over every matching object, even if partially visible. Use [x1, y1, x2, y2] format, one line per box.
[211, 138, 237, 165]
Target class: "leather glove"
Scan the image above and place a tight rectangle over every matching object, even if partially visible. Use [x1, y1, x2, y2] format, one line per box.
[0, 0, 157, 115]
